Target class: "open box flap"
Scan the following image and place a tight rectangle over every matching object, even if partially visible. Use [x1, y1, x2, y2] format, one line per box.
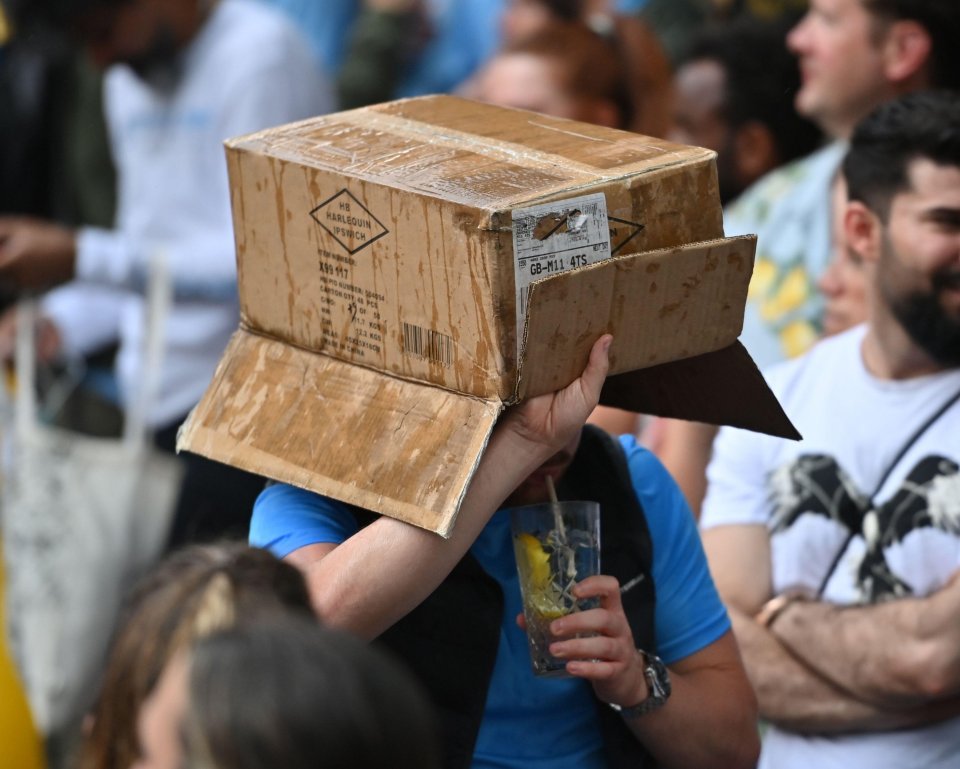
[517, 236, 755, 398]
[599, 341, 801, 439]
[516, 235, 799, 440]
[177, 329, 503, 536]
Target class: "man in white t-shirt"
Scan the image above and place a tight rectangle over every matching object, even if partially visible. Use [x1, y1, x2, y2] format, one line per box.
[700, 90, 960, 768]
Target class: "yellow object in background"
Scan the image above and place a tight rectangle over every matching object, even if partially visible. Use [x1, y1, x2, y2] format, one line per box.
[779, 320, 819, 360]
[0, 3, 10, 46]
[0, 539, 46, 769]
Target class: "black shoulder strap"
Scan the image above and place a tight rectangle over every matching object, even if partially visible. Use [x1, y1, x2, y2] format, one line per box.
[558, 425, 657, 649]
[817, 385, 960, 597]
[559, 425, 659, 769]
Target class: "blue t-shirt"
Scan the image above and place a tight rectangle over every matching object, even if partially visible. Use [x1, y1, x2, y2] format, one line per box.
[251, 435, 730, 769]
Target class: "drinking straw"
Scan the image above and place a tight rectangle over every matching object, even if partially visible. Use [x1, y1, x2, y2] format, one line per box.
[545, 475, 567, 541]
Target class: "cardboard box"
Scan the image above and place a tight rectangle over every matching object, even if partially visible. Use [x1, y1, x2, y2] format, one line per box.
[178, 95, 798, 535]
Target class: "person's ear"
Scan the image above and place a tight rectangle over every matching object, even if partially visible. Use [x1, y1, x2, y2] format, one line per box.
[882, 20, 932, 85]
[843, 201, 882, 265]
[732, 121, 778, 188]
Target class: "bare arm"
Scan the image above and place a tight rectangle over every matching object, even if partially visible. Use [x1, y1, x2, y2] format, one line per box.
[729, 605, 960, 732]
[544, 575, 758, 769]
[703, 525, 960, 732]
[771, 574, 960, 707]
[623, 632, 760, 769]
[286, 335, 612, 639]
[0, 216, 76, 288]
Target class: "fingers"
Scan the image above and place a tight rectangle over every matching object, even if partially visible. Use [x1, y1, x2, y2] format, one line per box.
[498, 333, 613, 457]
[546, 334, 612, 439]
[546, 574, 638, 679]
[572, 574, 623, 607]
[548, 576, 628, 646]
[0, 219, 77, 289]
[584, 334, 613, 393]
[573, 334, 612, 412]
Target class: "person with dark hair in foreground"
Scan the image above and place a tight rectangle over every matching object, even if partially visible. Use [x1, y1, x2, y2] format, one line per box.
[701, 90, 960, 768]
[77, 543, 316, 769]
[134, 615, 442, 769]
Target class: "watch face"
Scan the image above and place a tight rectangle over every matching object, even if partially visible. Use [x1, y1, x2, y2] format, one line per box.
[610, 651, 671, 718]
[646, 654, 671, 700]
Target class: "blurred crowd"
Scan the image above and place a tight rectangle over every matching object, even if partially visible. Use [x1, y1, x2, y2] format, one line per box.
[1, 1, 959, 769]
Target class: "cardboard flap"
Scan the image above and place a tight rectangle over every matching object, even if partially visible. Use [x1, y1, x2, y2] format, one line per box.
[518, 236, 756, 400]
[599, 341, 801, 439]
[178, 329, 503, 536]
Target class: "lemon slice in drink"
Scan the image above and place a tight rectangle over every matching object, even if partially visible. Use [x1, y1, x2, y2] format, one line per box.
[517, 533, 551, 589]
[516, 533, 566, 619]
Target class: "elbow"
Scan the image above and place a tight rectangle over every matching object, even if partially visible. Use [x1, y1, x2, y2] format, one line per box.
[873, 638, 960, 704]
[704, 690, 761, 769]
[909, 641, 960, 701]
[740, 736, 762, 769]
[716, 730, 761, 769]
[695, 730, 760, 769]
[729, 698, 762, 769]
[310, 591, 377, 640]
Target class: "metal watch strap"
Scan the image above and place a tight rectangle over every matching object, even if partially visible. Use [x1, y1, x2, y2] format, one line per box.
[608, 650, 671, 719]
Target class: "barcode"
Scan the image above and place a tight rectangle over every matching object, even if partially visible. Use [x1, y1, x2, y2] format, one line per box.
[402, 322, 454, 367]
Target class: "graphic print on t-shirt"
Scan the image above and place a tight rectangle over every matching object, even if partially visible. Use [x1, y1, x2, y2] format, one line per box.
[768, 454, 960, 603]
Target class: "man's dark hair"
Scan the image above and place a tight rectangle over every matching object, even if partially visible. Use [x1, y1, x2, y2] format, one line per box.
[843, 89, 960, 220]
[863, 0, 960, 90]
[684, 17, 823, 164]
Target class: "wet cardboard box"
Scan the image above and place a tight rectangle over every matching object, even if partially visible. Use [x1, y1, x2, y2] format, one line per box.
[178, 95, 797, 535]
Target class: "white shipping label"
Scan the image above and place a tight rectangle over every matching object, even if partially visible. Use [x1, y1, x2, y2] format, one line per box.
[512, 192, 611, 357]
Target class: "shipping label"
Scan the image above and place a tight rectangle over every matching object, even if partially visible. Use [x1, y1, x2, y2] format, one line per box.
[511, 192, 611, 356]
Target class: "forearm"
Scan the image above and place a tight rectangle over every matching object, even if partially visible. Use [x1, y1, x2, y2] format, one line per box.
[304, 426, 548, 638]
[771, 589, 960, 706]
[731, 607, 959, 732]
[625, 634, 759, 769]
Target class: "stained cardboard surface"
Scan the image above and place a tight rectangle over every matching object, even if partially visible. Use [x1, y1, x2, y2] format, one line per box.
[225, 95, 724, 401]
[180, 330, 501, 534]
[518, 237, 755, 400]
[180, 95, 800, 536]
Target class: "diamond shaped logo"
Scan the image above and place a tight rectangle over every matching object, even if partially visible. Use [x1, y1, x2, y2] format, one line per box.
[311, 189, 389, 255]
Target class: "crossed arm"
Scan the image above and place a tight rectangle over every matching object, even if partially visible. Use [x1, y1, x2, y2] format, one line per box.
[770, 572, 960, 707]
[703, 524, 960, 733]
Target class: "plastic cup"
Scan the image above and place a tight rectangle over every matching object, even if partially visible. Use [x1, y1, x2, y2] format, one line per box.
[509, 500, 601, 677]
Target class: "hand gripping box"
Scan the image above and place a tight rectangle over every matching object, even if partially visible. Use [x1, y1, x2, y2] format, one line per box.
[178, 95, 798, 535]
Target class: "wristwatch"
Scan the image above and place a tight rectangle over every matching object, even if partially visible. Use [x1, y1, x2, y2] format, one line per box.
[608, 650, 671, 719]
